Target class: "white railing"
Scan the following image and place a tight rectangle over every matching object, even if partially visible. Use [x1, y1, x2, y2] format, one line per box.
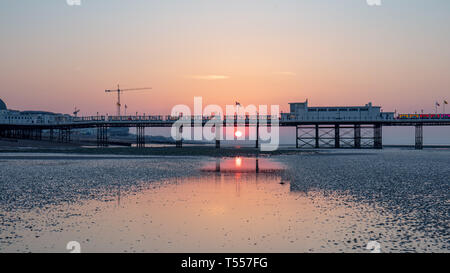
[71, 115, 280, 123]
[3, 113, 449, 126]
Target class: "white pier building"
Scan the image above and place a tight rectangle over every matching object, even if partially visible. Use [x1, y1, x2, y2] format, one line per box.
[282, 100, 394, 121]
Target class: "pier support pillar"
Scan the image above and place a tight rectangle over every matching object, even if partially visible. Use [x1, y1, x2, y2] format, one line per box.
[215, 158, 221, 172]
[136, 125, 145, 148]
[215, 124, 221, 149]
[315, 124, 319, 148]
[334, 124, 340, 148]
[103, 127, 108, 146]
[415, 124, 423, 150]
[297, 125, 319, 149]
[374, 124, 382, 149]
[97, 126, 108, 147]
[63, 128, 68, 143]
[96, 127, 100, 146]
[58, 128, 63, 143]
[176, 126, 183, 148]
[354, 124, 361, 149]
[255, 122, 259, 148]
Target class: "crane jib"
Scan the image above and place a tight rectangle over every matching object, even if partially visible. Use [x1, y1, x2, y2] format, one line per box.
[104, 86, 152, 116]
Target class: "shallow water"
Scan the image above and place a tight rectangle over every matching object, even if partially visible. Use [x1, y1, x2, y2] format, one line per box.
[0, 151, 448, 252]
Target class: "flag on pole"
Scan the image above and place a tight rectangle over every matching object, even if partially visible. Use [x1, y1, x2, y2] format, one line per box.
[235, 101, 241, 106]
[436, 102, 440, 107]
[444, 100, 448, 105]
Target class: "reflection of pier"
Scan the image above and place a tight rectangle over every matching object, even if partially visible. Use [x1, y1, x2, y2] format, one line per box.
[214, 157, 260, 173]
[1, 116, 449, 150]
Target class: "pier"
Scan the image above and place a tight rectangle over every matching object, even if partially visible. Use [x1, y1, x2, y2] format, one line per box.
[1, 98, 449, 150]
[1, 115, 449, 149]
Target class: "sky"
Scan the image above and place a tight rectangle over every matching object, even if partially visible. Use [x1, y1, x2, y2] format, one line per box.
[1, 0, 450, 116]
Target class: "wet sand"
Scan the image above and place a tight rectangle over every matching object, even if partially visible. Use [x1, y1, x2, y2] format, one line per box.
[0, 145, 316, 157]
[0, 150, 448, 252]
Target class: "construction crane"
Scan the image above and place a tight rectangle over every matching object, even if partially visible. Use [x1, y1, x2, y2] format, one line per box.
[73, 107, 80, 117]
[105, 85, 152, 116]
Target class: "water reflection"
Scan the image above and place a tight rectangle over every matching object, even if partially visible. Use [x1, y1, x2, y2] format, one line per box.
[202, 157, 284, 174]
[5, 172, 370, 252]
[235, 157, 242, 168]
[1, 155, 447, 253]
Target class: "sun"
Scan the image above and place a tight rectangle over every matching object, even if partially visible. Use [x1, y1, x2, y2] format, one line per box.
[234, 130, 243, 137]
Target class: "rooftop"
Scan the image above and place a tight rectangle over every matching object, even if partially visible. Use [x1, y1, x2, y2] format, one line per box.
[0, 98, 6, 110]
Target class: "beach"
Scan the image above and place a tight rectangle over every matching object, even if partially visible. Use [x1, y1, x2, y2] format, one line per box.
[0, 148, 448, 252]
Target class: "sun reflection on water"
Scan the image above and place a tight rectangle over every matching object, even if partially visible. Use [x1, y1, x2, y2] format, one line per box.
[202, 157, 284, 174]
[235, 157, 242, 167]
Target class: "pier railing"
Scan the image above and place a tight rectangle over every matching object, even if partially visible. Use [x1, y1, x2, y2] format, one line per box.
[2, 113, 450, 126]
[71, 114, 450, 124]
[72, 115, 279, 123]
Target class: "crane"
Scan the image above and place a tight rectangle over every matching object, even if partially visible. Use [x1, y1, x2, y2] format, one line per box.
[105, 85, 152, 116]
[73, 107, 80, 117]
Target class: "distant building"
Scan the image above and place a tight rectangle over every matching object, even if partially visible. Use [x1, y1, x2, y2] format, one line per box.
[0, 98, 129, 136]
[0, 98, 71, 124]
[282, 100, 394, 121]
